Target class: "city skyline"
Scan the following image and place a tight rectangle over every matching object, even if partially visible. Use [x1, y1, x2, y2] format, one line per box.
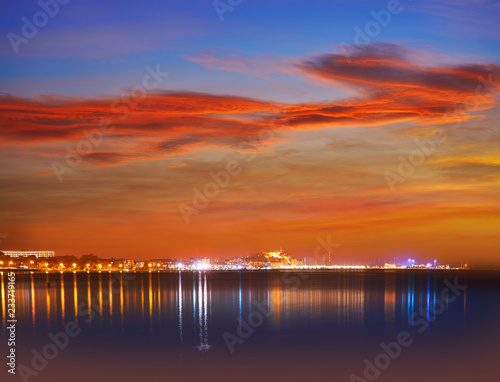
[0, 247, 475, 270]
[1, 0, 500, 267]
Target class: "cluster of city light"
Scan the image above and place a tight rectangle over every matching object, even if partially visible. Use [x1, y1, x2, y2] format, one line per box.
[0, 249, 466, 272]
[279, 265, 367, 270]
[382, 259, 455, 269]
[193, 261, 211, 271]
[0, 258, 464, 271]
[407, 258, 426, 266]
[266, 251, 283, 258]
[214, 265, 244, 270]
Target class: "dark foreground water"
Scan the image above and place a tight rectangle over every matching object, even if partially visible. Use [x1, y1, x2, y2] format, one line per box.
[1, 270, 499, 382]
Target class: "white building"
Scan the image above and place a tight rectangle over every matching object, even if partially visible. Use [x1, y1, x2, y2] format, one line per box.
[1, 251, 55, 258]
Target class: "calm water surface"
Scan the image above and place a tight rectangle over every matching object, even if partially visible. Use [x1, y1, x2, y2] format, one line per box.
[1, 270, 499, 382]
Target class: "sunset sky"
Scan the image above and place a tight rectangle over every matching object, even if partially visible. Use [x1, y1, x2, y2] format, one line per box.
[1, 0, 499, 266]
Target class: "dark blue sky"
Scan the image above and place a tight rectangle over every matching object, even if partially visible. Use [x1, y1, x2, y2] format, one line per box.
[1, 0, 499, 100]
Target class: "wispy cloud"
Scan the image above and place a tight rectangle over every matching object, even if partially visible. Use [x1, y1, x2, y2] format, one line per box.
[1, 43, 499, 168]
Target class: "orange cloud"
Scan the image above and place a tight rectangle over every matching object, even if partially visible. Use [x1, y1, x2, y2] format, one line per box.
[1, 43, 498, 168]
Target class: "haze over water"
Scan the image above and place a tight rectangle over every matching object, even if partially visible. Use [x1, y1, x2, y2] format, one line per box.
[3, 270, 499, 382]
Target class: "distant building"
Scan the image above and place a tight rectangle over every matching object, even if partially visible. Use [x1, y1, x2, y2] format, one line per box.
[0, 250, 55, 259]
[264, 250, 293, 267]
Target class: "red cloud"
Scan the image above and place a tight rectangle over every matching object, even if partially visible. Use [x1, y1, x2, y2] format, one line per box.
[1, 43, 498, 167]
[291, 42, 499, 126]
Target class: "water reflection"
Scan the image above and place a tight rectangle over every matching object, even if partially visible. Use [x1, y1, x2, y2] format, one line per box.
[31, 275, 36, 329]
[87, 273, 91, 326]
[0, 270, 473, 352]
[141, 273, 144, 320]
[120, 275, 124, 328]
[384, 274, 396, 328]
[60, 273, 65, 323]
[108, 274, 112, 324]
[149, 272, 153, 328]
[46, 279, 51, 325]
[73, 273, 78, 322]
[177, 271, 183, 341]
[195, 272, 211, 352]
[98, 273, 102, 321]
